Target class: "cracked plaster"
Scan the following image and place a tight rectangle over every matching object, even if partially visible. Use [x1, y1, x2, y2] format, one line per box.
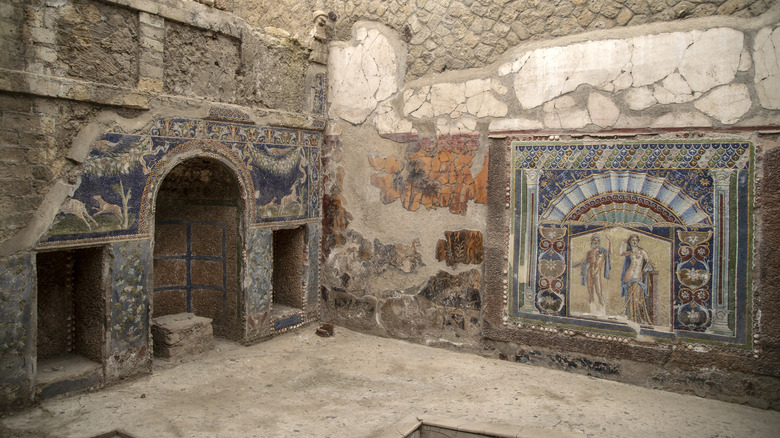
[403, 80, 507, 120]
[329, 25, 401, 124]
[693, 83, 753, 124]
[754, 26, 780, 110]
[543, 95, 591, 129]
[508, 28, 745, 110]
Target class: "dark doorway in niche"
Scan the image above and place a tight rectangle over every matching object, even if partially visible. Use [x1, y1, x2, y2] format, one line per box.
[36, 246, 106, 396]
[271, 225, 306, 319]
[153, 157, 242, 340]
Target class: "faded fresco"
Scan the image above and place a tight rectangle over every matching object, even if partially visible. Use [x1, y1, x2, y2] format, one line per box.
[369, 134, 488, 215]
[435, 230, 484, 267]
[509, 141, 752, 345]
[41, 116, 321, 247]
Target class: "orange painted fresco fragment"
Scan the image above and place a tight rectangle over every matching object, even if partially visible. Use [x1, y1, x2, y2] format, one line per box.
[368, 135, 481, 215]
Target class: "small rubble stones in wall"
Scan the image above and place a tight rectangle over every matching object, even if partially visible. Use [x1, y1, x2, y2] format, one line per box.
[196, 0, 228, 9]
[1, 2, 25, 71]
[164, 22, 241, 102]
[232, 0, 772, 80]
[0, 96, 95, 244]
[435, 230, 484, 267]
[55, 0, 139, 88]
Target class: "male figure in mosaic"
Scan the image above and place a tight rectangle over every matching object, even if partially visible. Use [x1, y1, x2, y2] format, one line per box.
[620, 234, 654, 325]
[573, 234, 611, 316]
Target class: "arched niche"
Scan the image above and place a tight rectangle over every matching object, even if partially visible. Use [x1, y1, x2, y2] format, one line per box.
[151, 154, 246, 340]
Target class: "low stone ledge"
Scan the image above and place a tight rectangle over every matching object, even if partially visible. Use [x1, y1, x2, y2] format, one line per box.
[151, 313, 214, 360]
[0, 69, 150, 109]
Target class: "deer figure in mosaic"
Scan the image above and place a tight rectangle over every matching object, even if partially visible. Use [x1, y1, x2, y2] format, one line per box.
[279, 155, 308, 215]
[92, 195, 124, 223]
[279, 180, 303, 214]
[60, 198, 98, 230]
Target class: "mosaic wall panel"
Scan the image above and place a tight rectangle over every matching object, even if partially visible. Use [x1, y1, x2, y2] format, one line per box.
[0, 255, 34, 396]
[246, 227, 272, 331]
[41, 116, 322, 247]
[313, 73, 326, 116]
[509, 141, 753, 346]
[111, 240, 151, 351]
[307, 223, 321, 309]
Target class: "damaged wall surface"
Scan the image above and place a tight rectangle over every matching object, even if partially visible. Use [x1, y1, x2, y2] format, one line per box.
[321, 4, 780, 409]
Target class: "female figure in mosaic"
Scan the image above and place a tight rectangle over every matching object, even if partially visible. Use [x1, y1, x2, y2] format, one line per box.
[619, 234, 654, 325]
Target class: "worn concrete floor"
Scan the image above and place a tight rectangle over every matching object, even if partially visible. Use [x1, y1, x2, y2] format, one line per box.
[2, 326, 780, 438]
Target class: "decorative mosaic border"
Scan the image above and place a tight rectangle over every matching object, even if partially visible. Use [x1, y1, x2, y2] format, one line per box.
[134, 117, 322, 147]
[507, 140, 753, 347]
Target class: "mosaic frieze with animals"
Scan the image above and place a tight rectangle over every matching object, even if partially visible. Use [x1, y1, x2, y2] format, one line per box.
[42, 117, 322, 246]
[509, 140, 753, 347]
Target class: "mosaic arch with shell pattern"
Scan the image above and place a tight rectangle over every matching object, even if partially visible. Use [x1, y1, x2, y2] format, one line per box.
[508, 140, 753, 347]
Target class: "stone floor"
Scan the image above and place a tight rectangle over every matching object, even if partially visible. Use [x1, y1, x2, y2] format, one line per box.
[2, 326, 779, 438]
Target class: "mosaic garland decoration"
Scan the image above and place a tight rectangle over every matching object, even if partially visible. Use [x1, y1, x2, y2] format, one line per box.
[508, 140, 752, 346]
[40, 116, 322, 247]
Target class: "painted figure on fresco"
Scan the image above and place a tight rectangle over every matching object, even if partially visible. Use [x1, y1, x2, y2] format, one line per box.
[620, 234, 654, 325]
[572, 234, 611, 316]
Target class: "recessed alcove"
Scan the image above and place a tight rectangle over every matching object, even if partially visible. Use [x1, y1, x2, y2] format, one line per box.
[36, 246, 106, 396]
[271, 225, 306, 319]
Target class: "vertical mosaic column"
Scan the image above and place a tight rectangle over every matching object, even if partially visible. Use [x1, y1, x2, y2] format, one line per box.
[110, 240, 150, 352]
[711, 169, 734, 334]
[521, 169, 542, 311]
[307, 223, 320, 311]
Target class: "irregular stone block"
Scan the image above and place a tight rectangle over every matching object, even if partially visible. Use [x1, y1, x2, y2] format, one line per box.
[587, 92, 620, 128]
[151, 313, 214, 359]
[329, 25, 400, 124]
[694, 84, 752, 124]
[624, 86, 657, 111]
[679, 28, 743, 93]
[543, 95, 591, 129]
[754, 26, 780, 110]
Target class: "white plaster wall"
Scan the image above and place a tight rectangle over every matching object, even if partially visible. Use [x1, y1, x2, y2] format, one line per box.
[328, 18, 780, 136]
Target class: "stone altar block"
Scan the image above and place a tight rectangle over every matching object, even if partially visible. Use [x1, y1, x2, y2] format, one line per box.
[152, 313, 214, 359]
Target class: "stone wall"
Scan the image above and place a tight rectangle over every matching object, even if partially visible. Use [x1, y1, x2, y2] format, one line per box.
[233, 0, 772, 79]
[322, 3, 780, 409]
